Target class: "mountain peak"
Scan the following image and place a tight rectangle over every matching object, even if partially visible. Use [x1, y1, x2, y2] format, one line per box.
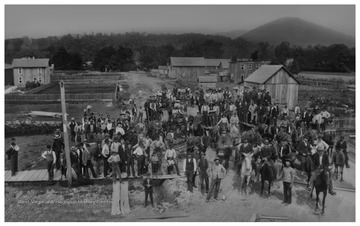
[241, 17, 355, 47]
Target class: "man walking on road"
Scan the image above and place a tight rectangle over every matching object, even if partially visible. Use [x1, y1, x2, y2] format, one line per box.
[206, 157, 226, 202]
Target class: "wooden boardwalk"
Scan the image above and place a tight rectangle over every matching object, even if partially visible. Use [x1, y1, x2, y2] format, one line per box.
[5, 169, 184, 184]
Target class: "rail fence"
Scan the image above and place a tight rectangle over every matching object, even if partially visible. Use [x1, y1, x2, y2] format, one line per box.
[5, 93, 114, 103]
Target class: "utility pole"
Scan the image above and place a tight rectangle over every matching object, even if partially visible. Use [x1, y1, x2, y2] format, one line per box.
[60, 81, 72, 187]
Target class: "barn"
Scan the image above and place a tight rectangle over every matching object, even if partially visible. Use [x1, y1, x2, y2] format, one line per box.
[169, 57, 206, 85]
[244, 65, 300, 109]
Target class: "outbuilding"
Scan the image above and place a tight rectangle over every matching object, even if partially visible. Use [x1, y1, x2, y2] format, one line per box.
[244, 65, 300, 109]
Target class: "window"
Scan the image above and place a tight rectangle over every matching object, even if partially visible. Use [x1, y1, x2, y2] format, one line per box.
[241, 75, 244, 82]
[38, 76, 42, 83]
[18, 68, 22, 74]
[33, 77, 37, 82]
[249, 64, 252, 70]
[256, 64, 260, 69]
[18, 76, 23, 84]
[241, 64, 245, 70]
[38, 68, 42, 75]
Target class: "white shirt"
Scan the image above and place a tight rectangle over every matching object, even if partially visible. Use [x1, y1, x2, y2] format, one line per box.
[165, 149, 177, 159]
[106, 122, 113, 130]
[102, 143, 110, 157]
[41, 150, 56, 164]
[111, 142, 120, 153]
[294, 106, 301, 115]
[115, 127, 125, 135]
[133, 147, 144, 156]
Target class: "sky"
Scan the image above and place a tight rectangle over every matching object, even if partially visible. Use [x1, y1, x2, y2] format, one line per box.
[5, 5, 355, 39]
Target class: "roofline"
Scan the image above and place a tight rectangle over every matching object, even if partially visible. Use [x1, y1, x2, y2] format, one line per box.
[262, 66, 301, 84]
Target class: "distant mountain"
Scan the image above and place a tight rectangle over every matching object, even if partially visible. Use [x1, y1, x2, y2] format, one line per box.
[241, 17, 355, 47]
[215, 29, 249, 39]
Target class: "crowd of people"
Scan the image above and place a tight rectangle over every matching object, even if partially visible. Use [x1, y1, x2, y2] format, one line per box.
[6, 85, 350, 206]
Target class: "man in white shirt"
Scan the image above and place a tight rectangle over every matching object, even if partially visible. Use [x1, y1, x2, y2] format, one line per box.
[294, 105, 301, 116]
[206, 157, 226, 202]
[41, 145, 57, 182]
[133, 143, 146, 176]
[165, 144, 181, 176]
[183, 152, 197, 192]
[102, 139, 110, 177]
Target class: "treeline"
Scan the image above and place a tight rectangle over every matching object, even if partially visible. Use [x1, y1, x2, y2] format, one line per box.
[5, 33, 355, 73]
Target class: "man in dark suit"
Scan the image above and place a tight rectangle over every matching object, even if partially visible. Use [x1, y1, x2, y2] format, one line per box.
[118, 138, 127, 173]
[308, 149, 336, 195]
[143, 172, 154, 207]
[270, 103, 278, 126]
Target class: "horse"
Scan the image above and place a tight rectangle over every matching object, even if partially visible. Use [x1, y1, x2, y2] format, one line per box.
[333, 150, 345, 182]
[289, 151, 314, 187]
[240, 152, 254, 196]
[260, 160, 276, 196]
[313, 169, 328, 215]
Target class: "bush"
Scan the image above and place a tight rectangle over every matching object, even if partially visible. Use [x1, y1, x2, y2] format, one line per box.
[25, 81, 41, 90]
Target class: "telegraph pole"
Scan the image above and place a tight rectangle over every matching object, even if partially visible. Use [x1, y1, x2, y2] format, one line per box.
[60, 81, 72, 187]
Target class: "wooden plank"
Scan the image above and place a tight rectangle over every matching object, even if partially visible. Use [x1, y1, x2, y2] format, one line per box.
[12, 170, 32, 182]
[120, 181, 130, 214]
[31, 169, 47, 181]
[5, 171, 12, 181]
[24, 170, 40, 181]
[36, 169, 49, 181]
[111, 181, 121, 215]
[27, 170, 45, 181]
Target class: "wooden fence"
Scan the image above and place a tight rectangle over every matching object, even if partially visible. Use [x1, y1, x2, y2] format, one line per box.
[5, 93, 114, 103]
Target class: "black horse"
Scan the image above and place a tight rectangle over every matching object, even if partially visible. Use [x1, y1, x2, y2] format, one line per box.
[311, 169, 328, 215]
[260, 161, 276, 196]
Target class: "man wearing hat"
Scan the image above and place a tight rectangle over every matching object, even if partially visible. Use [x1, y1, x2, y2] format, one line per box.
[68, 117, 77, 142]
[164, 143, 181, 176]
[41, 144, 57, 182]
[260, 139, 277, 177]
[183, 152, 197, 192]
[197, 152, 209, 195]
[206, 156, 226, 202]
[277, 157, 295, 205]
[308, 140, 336, 196]
[52, 130, 64, 171]
[102, 139, 111, 177]
[296, 136, 311, 167]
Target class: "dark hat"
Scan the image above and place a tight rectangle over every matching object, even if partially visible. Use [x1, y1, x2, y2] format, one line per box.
[70, 146, 76, 151]
[146, 172, 151, 177]
[11, 137, 16, 141]
[200, 152, 206, 156]
[11, 141, 16, 145]
[214, 156, 220, 162]
[46, 144, 51, 149]
[284, 157, 291, 162]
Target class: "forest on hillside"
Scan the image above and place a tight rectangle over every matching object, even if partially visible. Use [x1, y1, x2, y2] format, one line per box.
[5, 32, 355, 73]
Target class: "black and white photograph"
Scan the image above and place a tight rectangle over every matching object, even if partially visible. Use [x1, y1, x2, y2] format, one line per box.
[2, 3, 357, 222]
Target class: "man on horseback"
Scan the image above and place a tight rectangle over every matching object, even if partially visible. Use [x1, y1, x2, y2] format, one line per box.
[235, 139, 253, 175]
[307, 142, 336, 196]
[296, 136, 312, 170]
[260, 139, 277, 179]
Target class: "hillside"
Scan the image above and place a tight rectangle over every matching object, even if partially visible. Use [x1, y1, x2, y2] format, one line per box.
[216, 29, 249, 39]
[241, 17, 355, 47]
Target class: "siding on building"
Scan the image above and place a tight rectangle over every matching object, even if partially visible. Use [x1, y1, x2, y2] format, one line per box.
[244, 66, 299, 109]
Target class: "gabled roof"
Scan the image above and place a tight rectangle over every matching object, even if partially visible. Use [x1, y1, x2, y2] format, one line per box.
[244, 65, 300, 84]
[170, 57, 206, 67]
[5, 63, 12, 69]
[204, 59, 230, 69]
[12, 58, 49, 68]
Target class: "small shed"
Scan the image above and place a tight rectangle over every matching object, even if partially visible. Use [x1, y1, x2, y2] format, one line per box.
[244, 65, 300, 109]
[169, 57, 206, 85]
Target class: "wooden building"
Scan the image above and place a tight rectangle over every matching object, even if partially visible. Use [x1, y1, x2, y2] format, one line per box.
[244, 65, 300, 109]
[158, 66, 169, 77]
[198, 75, 218, 90]
[169, 57, 206, 84]
[5, 63, 14, 86]
[12, 58, 54, 88]
[229, 59, 271, 84]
